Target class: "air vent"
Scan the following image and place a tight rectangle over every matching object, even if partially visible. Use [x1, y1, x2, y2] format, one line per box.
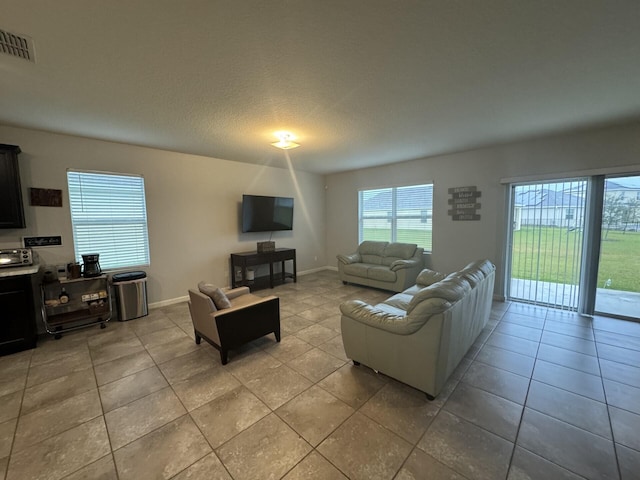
[0, 28, 35, 62]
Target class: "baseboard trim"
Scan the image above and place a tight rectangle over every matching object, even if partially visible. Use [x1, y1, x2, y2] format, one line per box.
[298, 266, 334, 276]
[151, 266, 339, 309]
[149, 295, 188, 310]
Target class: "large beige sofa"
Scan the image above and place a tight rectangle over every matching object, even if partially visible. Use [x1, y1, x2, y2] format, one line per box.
[337, 241, 424, 292]
[340, 259, 495, 399]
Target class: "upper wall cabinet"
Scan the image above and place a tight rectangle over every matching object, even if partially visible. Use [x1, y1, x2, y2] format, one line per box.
[0, 144, 26, 229]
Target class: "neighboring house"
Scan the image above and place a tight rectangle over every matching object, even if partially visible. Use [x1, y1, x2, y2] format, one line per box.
[513, 187, 586, 230]
[605, 179, 640, 202]
[513, 179, 640, 231]
[603, 179, 640, 231]
[360, 185, 433, 233]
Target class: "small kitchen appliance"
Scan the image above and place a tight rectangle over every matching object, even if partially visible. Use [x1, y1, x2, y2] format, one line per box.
[0, 248, 33, 268]
[82, 253, 102, 277]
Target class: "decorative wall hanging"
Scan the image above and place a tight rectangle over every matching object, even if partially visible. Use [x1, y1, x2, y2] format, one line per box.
[29, 188, 63, 207]
[23, 236, 63, 247]
[448, 186, 481, 220]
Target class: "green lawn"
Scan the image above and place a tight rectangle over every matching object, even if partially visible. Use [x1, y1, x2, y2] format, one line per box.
[512, 227, 640, 292]
[364, 226, 639, 292]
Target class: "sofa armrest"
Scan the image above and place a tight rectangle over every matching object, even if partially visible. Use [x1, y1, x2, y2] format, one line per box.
[337, 253, 361, 265]
[340, 300, 412, 333]
[390, 258, 421, 271]
[222, 286, 250, 299]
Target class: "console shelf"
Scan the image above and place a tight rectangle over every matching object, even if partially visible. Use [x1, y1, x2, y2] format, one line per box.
[230, 248, 296, 291]
[41, 275, 111, 338]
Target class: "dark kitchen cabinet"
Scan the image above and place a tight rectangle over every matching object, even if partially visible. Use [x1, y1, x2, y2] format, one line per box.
[0, 275, 37, 356]
[0, 144, 26, 229]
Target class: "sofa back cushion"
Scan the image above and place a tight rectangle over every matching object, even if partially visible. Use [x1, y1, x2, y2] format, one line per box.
[383, 293, 414, 311]
[463, 259, 495, 276]
[407, 276, 471, 314]
[358, 241, 387, 264]
[380, 242, 417, 266]
[416, 268, 447, 287]
[456, 259, 495, 287]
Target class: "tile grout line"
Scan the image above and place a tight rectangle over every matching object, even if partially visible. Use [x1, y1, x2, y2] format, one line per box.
[504, 302, 544, 478]
[592, 320, 624, 480]
[89, 329, 121, 480]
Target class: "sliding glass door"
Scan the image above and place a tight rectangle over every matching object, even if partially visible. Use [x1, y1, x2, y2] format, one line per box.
[594, 175, 640, 319]
[508, 174, 640, 321]
[509, 180, 587, 310]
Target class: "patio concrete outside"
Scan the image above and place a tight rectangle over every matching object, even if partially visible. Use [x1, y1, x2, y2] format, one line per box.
[510, 278, 639, 319]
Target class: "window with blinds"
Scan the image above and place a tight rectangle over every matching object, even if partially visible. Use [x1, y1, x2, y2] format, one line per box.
[67, 170, 150, 270]
[358, 184, 433, 251]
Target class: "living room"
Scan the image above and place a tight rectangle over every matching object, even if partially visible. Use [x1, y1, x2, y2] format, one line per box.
[1, 120, 639, 305]
[1, 2, 640, 479]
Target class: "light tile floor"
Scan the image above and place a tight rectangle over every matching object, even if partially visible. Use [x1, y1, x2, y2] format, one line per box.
[1, 270, 639, 479]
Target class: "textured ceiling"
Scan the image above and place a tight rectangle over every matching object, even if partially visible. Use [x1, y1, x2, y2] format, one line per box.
[1, 1, 640, 174]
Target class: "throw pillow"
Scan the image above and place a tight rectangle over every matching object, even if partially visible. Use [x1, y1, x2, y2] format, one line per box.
[210, 288, 231, 310]
[197, 281, 231, 309]
[198, 281, 217, 297]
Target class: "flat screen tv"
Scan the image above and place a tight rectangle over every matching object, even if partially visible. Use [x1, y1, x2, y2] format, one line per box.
[242, 194, 294, 232]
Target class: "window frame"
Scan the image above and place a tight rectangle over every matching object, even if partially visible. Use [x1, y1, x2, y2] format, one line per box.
[358, 183, 433, 252]
[67, 169, 151, 271]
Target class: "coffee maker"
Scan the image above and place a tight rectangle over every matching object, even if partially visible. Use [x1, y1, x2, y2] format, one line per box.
[82, 253, 102, 277]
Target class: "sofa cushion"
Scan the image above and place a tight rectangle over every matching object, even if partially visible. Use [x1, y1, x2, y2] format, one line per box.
[463, 259, 495, 276]
[375, 302, 408, 317]
[383, 293, 413, 311]
[407, 297, 452, 318]
[383, 242, 417, 263]
[402, 285, 422, 296]
[407, 276, 471, 314]
[198, 281, 231, 310]
[368, 265, 397, 282]
[358, 241, 386, 264]
[456, 268, 485, 287]
[382, 243, 418, 270]
[342, 262, 371, 277]
[416, 269, 447, 287]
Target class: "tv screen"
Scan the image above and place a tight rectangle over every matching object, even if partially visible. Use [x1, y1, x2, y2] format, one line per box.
[242, 195, 294, 232]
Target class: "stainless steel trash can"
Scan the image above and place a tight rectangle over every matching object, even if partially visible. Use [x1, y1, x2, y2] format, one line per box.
[112, 271, 148, 321]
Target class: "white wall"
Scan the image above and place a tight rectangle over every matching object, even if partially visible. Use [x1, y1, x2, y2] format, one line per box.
[0, 125, 326, 305]
[326, 121, 640, 298]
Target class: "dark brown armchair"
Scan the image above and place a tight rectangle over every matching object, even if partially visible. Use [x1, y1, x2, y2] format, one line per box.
[187, 286, 280, 365]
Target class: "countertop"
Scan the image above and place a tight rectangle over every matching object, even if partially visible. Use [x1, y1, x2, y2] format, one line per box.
[0, 263, 41, 278]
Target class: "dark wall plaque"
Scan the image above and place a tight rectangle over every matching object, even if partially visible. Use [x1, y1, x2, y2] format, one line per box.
[23, 236, 63, 247]
[30, 188, 63, 207]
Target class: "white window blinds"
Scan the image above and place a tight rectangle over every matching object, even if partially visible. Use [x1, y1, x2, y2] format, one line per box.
[358, 184, 433, 251]
[67, 170, 150, 270]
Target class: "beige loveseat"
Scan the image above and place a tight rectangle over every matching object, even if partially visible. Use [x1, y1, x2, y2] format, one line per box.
[337, 241, 424, 292]
[340, 259, 495, 399]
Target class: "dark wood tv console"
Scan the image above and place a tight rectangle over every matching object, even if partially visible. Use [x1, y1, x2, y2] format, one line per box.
[230, 248, 296, 291]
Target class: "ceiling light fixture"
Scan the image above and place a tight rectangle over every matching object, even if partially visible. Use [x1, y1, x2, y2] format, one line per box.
[271, 131, 300, 150]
